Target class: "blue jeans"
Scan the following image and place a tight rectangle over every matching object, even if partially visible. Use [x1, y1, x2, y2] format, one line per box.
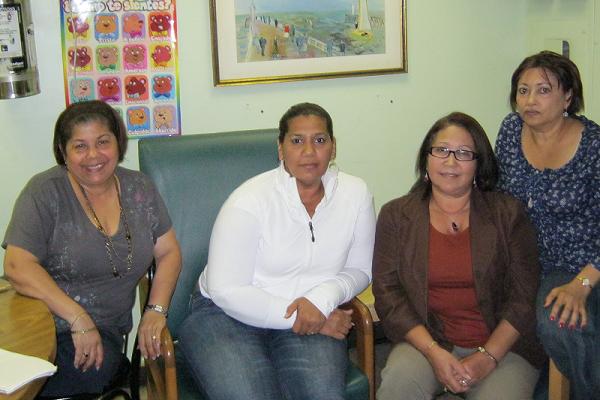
[536, 272, 600, 400]
[179, 294, 347, 400]
[40, 328, 123, 397]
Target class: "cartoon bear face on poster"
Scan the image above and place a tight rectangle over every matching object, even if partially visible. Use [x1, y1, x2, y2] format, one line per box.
[126, 106, 151, 133]
[70, 78, 95, 102]
[94, 13, 119, 41]
[97, 77, 121, 103]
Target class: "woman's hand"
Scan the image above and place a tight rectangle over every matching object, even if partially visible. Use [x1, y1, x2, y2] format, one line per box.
[425, 346, 472, 394]
[138, 311, 167, 360]
[70, 313, 103, 372]
[545, 279, 592, 329]
[319, 308, 353, 339]
[285, 297, 326, 335]
[460, 351, 496, 387]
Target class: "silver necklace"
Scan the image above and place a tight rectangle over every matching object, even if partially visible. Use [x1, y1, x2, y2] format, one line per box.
[77, 176, 133, 278]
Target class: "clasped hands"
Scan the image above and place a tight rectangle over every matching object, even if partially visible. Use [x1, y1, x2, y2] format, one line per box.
[285, 297, 353, 340]
[427, 345, 497, 394]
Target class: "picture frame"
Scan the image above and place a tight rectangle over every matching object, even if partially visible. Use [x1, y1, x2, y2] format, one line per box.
[209, 0, 407, 86]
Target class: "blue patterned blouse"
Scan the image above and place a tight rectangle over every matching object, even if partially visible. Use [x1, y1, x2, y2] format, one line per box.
[495, 112, 600, 275]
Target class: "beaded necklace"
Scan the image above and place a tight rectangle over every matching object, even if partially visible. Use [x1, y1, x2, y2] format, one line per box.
[77, 176, 133, 277]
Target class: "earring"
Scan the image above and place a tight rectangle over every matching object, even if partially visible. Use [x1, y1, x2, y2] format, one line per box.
[563, 109, 569, 118]
[424, 172, 429, 182]
[473, 176, 477, 187]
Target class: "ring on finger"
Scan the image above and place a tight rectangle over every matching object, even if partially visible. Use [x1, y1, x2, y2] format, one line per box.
[152, 334, 157, 340]
[84, 353, 89, 357]
[459, 378, 468, 386]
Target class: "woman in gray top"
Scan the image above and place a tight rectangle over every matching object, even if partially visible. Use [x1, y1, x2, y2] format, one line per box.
[2, 100, 181, 397]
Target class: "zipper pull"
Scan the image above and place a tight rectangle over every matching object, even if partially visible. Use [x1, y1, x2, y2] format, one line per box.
[308, 221, 315, 242]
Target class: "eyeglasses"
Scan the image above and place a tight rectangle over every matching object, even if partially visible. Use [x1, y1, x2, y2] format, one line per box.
[429, 147, 478, 161]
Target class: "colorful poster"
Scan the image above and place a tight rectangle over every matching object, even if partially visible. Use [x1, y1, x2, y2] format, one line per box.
[60, 0, 180, 138]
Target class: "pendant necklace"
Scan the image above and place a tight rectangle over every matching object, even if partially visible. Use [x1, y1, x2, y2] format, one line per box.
[77, 176, 133, 278]
[431, 196, 470, 234]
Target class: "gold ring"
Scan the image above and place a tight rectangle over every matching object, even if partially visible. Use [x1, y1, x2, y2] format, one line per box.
[152, 335, 157, 340]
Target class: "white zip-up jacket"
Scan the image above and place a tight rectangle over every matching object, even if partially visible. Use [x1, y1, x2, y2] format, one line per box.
[199, 162, 376, 329]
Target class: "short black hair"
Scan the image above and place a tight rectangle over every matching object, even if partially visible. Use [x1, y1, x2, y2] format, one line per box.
[278, 102, 333, 143]
[510, 50, 584, 115]
[53, 100, 128, 165]
[412, 112, 498, 195]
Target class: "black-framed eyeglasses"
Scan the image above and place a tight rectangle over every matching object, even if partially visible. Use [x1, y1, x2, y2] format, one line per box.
[429, 147, 478, 161]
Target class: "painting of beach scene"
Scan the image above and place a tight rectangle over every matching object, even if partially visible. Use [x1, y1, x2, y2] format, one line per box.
[210, 0, 406, 85]
[234, 0, 385, 63]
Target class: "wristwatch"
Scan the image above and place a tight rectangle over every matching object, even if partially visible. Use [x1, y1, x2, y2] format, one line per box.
[145, 304, 168, 317]
[576, 276, 593, 289]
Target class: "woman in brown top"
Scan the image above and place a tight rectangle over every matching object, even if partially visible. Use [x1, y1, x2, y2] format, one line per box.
[373, 112, 545, 399]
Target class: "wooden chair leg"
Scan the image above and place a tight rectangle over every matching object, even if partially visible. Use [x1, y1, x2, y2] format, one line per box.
[342, 298, 375, 400]
[549, 358, 569, 400]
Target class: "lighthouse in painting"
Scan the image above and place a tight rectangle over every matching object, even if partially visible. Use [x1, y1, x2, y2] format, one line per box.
[357, 0, 372, 32]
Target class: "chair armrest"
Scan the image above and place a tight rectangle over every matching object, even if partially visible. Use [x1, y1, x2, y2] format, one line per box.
[138, 274, 151, 313]
[145, 326, 178, 400]
[341, 297, 375, 400]
[549, 358, 569, 400]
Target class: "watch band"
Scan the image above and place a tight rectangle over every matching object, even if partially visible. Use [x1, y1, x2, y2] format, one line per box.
[145, 304, 168, 317]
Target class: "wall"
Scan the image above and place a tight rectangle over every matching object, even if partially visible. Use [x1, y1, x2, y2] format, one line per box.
[1, 2, 531, 279]
[526, 0, 599, 121]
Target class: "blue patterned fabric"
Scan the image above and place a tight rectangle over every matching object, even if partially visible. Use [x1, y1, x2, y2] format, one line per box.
[495, 112, 600, 275]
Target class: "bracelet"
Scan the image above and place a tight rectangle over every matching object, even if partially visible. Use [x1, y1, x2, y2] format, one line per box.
[144, 304, 168, 317]
[426, 340, 438, 351]
[477, 346, 499, 366]
[70, 327, 97, 335]
[70, 311, 86, 328]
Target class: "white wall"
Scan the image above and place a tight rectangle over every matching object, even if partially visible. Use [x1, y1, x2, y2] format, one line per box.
[2, 0, 598, 359]
[1, 0, 532, 278]
[526, 0, 599, 121]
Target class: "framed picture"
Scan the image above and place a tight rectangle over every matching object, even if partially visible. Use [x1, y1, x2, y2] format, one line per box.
[209, 0, 407, 86]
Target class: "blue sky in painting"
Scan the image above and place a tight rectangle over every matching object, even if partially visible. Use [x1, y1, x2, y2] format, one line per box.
[234, 0, 384, 14]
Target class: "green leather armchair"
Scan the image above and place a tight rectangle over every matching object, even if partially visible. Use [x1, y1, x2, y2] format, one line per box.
[138, 129, 374, 400]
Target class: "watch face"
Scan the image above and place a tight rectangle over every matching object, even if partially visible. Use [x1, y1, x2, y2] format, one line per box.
[579, 277, 591, 287]
[582, 278, 590, 286]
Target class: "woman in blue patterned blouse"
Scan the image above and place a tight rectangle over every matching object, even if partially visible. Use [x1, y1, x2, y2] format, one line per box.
[495, 51, 599, 400]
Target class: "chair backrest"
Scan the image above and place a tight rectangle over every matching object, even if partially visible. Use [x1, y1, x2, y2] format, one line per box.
[138, 129, 279, 339]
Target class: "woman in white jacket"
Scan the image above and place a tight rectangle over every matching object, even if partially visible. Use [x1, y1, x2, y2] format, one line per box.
[179, 102, 376, 400]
